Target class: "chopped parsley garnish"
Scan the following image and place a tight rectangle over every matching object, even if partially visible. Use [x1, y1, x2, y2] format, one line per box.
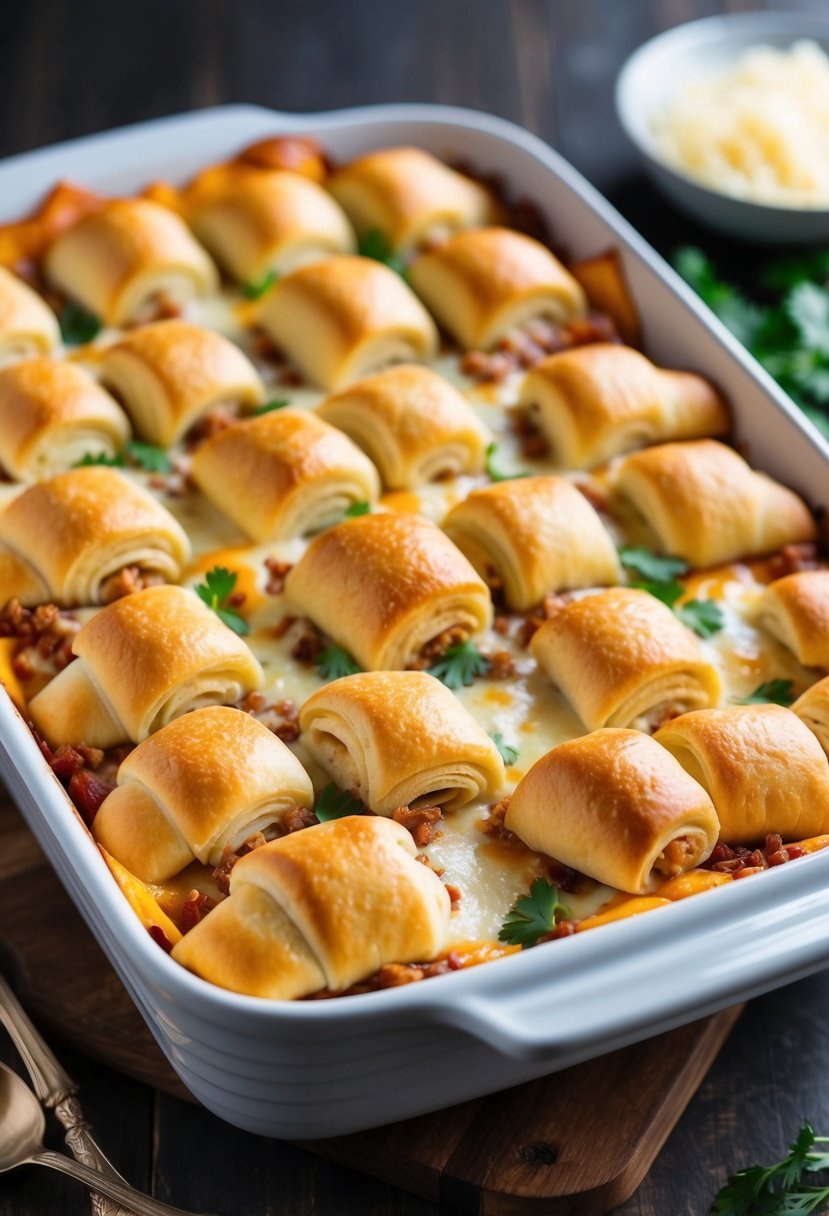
[125, 440, 172, 473]
[675, 598, 725, 639]
[253, 398, 291, 415]
[619, 546, 689, 583]
[499, 878, 570, 949]
[427, 639, 490, 690]
[194, 566, 248, 635]
[484, 441, 530, 483]
[712, 1122, 829, 1214]
[314, 783, 364, 822]
[74, 451, 124, 468]
[492, 733, 519, 766]
[242, 269, 277, 300]
[358, 228, 408, 278]
[315, 644, 362, 681]
[733, 679, 796, 707]
[345, 500, 371, 517]
[622, 545, 724, 639]
[59, 301, 102, 346]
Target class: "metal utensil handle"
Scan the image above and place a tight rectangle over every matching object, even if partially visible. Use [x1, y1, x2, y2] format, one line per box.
[32, 1149, 212, 1216]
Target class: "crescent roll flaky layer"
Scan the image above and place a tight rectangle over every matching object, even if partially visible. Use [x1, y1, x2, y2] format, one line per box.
[257, 255, 439, 390]
[531, 588, 722, 731]
[171, 815, 452, 998]
[93, 706, 314, 882]
[189, 409, 380, 542]
[328, 146, 501, 253]
[315, 364, 490, 489]
[0, 266, 60, 361]
[615, 440, 817, 568]
[42, 199, 219, 325]
[407, 227, 587, 350]
[0, 467, 190, 607]
[284, 513, 492, 670]
[505, 729, 719, 893]
[0, 357, 130, 480]
[443, 476, 621, 612]
[98, 320, 265, 447]
[756, 571, 829, 670]
[299, 671, 505, 815]
[654, 704, 829, 844]
[29, 585, 263, 748]
[518, 344, 731, 469]
[793, 676, 829, 757]
[189, 167, 356, 282]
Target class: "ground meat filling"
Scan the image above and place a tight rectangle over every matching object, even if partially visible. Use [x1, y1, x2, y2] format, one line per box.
[99, 566, 166, 605]
[459, 312, 620, 384]
[0, 599, 80, 692]
[392, 804, 443, 848]
[702, 834, 806, 878]
[211, 808, 319, 895]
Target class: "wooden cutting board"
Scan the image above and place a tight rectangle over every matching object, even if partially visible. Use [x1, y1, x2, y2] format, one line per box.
[0, 792, 740, 1215]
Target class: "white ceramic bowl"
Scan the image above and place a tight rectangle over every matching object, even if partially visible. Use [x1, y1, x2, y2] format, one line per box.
[615, 11, 829, 243]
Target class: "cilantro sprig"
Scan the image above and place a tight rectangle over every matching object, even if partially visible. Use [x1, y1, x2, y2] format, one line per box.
[427, 639, 490, 690]
[344, 500, 371, 518]
[194, 566, 249, 635]
[315, 644, 362, 681]
[75, 451, 123, 468]
[621, 546, 724, 639]
[713, 1122, 829, 1214]
[242, 269, 277, 299]
[619, 547, 689, 583]
[314, 783, 364, 822]
[499, 878, 570, 949]
[59, 301, 102, 345]
[485, 441, 530, 483]
[358, 229, 408, 278]
[253, 398, 291, 415]
[73, 441, 171, 473]
[492, 733, 519, 766]
[733, 679, 796, 707]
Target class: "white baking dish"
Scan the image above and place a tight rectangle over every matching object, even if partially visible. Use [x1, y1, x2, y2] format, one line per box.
[3, 103, 829, 1139]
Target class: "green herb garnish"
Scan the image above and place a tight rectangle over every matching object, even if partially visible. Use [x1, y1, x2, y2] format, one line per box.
[499, 878, 570, 949]
[314, 783, 364, 822]
[619, 547, 689, 583]
[733, 679, 796, 707]
[492, 733, 519, 766]
[242, 269, 277, 300]
[194, 566, 249, 635]
[675, 598, 725, 639]
[427, 639, 490, 690]
[315, 644, 362, 681]
[623, 546, 724, 639]
[485, 441, 530, 483]
[73, 451, 125, 468]
[358, 228, 408, 278]
[345, 501, 371, 518]
[253, 398, 291, 415]
[125, 440, 172, 473]
[712, 1122, 829, 1214]
[59, 301, 102, 345]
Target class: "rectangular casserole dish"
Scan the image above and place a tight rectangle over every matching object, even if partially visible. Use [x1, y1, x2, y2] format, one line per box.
[2, 102, 829, 1139]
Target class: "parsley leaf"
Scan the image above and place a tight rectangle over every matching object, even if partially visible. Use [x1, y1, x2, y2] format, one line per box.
[787, 284, 829, 359]
[733, 679, 796, 707]
[629, 578, 684, 607]
[242, 269, 277, 299]
[358, 228, 408, 277]
[619, 547, 689, 583]
[427, 639, 490, 690]
[315, 644, 362, 681]
[485, 441, 530, 483]
[675, 598, 725, 639]
[498, 878, 570, 949]
[345, 500, 371, 517]
[74, 451, 125, 468]
[59, 301, 102, 345]
[492, 732, 519, 766]
[253, 398, 291, 415]
[125, 440, 172, 473]
[194, 566, 249, 636]
[674, 247, 767, 346]
[762, 251, 829, 292]
[713, 1123, 829, 1214]
[314, 783, 364, 822]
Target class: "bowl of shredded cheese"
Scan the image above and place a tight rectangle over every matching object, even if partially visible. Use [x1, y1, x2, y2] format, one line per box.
[616, 12, 829, 242]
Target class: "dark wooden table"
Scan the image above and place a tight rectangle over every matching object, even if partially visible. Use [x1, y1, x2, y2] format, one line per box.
[2, 1, 828, 1211]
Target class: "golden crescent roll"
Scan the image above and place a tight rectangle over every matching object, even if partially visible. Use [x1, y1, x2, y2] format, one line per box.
[0, 267, 60, 362]
[93, 706, 314, 882]
[257, 255, 439, 390]
[615, 440, 817, 567]
[505, 729, 719, 893]
[327, 146, 500, 253]
[792, 676, 829, 757]
[98, 320, 265, 447]
[530, 588, 722, 731]
[189, 408, 380, 543]
[518, 344, 731, 469]
[299, 671, 505, 815]
[654, 705, 829, 843]
[315, 364, 490, 489]
[755, 571, 829, 669]
[0, 357, 130, 480]
[442, 476, 622, 612]
[172, 816, 451, 997]
[189, 167, 356, 282]
[0, 467, 190, 607]
[29, 584, 263, 748]
[284, 512, 492, 670]
[407, 227, 587, 350]
[42, 199, 219, 325]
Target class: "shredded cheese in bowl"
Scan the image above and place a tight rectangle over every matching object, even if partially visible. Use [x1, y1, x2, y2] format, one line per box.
[652, 40, 829, 208]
